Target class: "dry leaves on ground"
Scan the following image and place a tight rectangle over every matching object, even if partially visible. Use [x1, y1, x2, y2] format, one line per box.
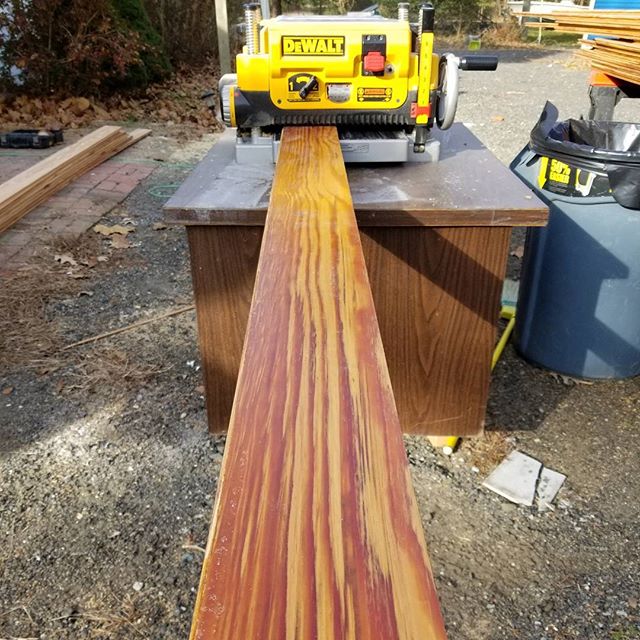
[94, 224, 135, 236]
[511, 245, 525, 259]
[64, 346, 167, 395]
[110, 235, 132, 250]
[0, 64, 222, 132]
[1, 235, 103, 372]
[0, 265, 79, 371]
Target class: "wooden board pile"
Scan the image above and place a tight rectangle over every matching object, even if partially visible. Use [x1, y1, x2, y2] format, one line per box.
[578, 37, 640, 86]
[0, 125, 150, 234]
[522, 10, 640, 84]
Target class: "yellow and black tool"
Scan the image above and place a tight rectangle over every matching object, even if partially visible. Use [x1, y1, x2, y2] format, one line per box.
[214, 3, 497, 163]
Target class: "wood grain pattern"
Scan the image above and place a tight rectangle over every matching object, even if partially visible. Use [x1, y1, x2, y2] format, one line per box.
[186, 224, 510, 437]
[190, 127, 447, 639]
[187, 226, 263, 432]
[361, 226, 511, 436]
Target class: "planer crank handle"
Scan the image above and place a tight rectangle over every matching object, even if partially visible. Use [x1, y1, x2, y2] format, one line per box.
[457, 55, 499, 71]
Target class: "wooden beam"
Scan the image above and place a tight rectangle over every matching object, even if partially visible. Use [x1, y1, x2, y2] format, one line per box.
[214, 0, 232, 75]
[189, 126, 447, 639]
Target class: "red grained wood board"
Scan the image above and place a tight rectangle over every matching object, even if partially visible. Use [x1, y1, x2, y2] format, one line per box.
[189, 126, 447, 640]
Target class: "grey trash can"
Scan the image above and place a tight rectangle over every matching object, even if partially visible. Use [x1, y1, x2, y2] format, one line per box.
[511, 102, 640, 379]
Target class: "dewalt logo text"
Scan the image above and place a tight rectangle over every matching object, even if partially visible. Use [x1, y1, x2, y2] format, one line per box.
[282, 36, 345, 56]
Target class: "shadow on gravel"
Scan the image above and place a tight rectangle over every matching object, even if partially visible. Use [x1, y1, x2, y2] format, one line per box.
[487, 346, 574, 432]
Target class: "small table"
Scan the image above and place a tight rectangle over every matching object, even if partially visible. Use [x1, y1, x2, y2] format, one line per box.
[165, 125, 547, 437]
[588, 70, 640, 120]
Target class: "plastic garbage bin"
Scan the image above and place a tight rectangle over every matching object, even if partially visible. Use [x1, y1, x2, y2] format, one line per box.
[511, 102, 640, 379]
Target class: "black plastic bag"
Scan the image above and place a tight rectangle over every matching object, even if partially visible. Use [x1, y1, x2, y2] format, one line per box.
[529, 102, 640, 210]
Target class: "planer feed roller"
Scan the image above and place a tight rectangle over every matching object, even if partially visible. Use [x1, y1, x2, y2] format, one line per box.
[215, 2, 497, 164]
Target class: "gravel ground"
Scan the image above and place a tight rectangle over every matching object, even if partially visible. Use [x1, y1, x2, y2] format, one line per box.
[1, 49, 639, 640]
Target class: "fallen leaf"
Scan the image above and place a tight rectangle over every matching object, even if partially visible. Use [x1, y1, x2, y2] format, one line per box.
[94, 224, 135, 236]
[510, 245, 525, 259]
[2, 386, 14, 396]
[71, 97, 91, 116]
[54, 253, 78, 266]
[80, 256, 98, 268]
[153, 222, 167, 230]
[111, 234, 131, 249]
[491, 115, 505, 123]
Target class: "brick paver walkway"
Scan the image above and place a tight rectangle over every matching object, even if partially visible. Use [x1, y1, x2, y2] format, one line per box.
[0, 157, 154, 269]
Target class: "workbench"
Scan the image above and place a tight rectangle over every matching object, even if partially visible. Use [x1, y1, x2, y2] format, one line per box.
[165, 124, 547, 437]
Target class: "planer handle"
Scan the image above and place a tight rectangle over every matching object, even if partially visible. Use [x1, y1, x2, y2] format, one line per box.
[458, 55, 498, 71]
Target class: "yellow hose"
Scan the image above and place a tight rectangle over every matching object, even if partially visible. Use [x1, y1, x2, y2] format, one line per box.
[492, 305, 516, 371]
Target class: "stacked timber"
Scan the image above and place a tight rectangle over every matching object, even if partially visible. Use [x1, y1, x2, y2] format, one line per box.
[521, 10, 640, 84]
[578, 37, 640, 85]
[0, 126, 150, 234]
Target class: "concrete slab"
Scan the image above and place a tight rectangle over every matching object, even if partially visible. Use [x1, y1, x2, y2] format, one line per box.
[483, 450, 542, 506]
[536, 467, 567, 511]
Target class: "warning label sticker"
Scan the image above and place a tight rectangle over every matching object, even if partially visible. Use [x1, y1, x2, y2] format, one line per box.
[538, 157, 610, 198]
[357, 87, 392, 103]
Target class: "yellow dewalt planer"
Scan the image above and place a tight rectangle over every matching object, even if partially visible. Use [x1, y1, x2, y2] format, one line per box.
[215, 2, 497, 163]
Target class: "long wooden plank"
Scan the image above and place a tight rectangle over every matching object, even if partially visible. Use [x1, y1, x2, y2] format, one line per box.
[190, 126, 447, 639]
[583, 38, 640, 54]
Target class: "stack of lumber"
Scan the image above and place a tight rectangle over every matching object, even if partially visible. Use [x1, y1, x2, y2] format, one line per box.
[521, 10, 640, 85]
[0, 126, 150, 234]
[578, 37, 640, 85]
[523, 10, 640, 38]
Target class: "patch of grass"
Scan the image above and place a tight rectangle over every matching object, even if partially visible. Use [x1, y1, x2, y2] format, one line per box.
[66, 346, 168, 395]
[461, 430, 514, 475]
[79, 592, 146, 638]
[611, 628, 640, 640]
[524, 29, 581, 48]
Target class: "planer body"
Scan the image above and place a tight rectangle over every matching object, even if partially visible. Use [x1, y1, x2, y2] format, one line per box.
[213, 3, 497, 163]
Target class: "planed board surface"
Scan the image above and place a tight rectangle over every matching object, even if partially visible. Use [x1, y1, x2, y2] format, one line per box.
[190, 126, 447, 639]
